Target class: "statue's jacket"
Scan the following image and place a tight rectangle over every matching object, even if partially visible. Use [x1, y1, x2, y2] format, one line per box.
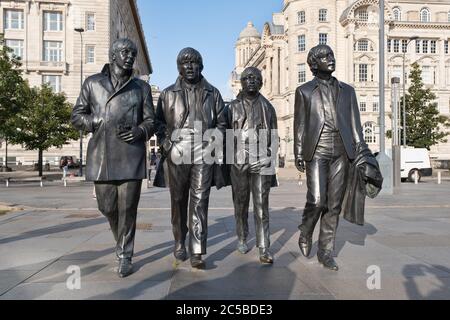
[294, 77, 365, 162]
[226, 93, 278, 187]
[71, 64, 155, 181]
[153, 76, 228, 188]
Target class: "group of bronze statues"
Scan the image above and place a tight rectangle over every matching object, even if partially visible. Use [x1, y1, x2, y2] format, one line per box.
[71, 39, 382, 278]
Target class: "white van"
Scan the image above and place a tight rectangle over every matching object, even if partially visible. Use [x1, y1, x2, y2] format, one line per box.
[400, 147, 432, 182]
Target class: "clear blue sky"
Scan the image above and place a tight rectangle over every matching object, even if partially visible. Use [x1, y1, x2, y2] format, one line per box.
[137, 0, 283, 100]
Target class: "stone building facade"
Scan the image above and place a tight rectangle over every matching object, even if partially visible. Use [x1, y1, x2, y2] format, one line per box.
[231, 0, 450, 166]
[0, 0, 152, 166]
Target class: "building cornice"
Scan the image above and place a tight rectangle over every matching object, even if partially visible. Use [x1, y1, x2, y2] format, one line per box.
[390, 21, 450, 30]
[129, 0, 152, 74]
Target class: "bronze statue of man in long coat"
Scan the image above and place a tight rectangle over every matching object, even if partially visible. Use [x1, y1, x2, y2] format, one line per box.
[72, 38, 155, 277]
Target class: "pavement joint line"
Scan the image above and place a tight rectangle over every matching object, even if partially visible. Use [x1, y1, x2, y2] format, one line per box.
[0, 210, 38, 226]
[0, 227, 106, 297]
[0, 257, 61, 298]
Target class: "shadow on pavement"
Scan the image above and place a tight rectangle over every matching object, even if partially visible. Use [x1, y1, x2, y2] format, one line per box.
[403, 264, 450, 299]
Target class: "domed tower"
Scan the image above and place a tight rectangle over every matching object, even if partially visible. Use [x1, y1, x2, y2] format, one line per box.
[235, 22, 261, 70]
[232, 22, 261, 96]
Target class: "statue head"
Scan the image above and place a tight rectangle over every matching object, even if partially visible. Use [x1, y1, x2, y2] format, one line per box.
[177, 47, 204, 84]
[110, 38, 138, 71]
[240, 67, 263, 96]
[307, 44, 336, 76]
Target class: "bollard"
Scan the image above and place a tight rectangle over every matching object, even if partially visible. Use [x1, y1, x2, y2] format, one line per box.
[438, 171, 442, 185]
[414, 171, 419, 184]
[64, 179, 67, 187]
[6, 178, 9, 188]
[40, 177, 43, 188]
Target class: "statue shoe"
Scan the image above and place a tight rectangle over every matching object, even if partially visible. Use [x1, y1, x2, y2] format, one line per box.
[117, 258, 133, 278]
[190, 254, 205, 269]
[258, 248, 274, 264]
[298, 232, 312, 257]
[173, 243, 187, 261]
[237, 240, 249, 254]
[317, 250, 339, 271]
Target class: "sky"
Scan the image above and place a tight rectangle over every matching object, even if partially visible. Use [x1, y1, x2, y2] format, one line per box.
[136, 0, 283, 100]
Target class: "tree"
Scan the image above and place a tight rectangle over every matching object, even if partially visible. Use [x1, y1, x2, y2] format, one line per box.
[399, 62, 450, 150]
[10, 84, 79, 176]
[0, 34, 26, 169]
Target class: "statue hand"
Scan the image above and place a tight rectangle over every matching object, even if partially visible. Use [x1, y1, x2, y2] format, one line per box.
[92, 116, 104, 132]
[117, 127, 144, 144]
[295, 158, 305, 172]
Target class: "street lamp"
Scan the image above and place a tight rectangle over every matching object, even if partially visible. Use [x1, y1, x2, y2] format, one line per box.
[402, 36, 419, 147]
[75, 27, 84, 177]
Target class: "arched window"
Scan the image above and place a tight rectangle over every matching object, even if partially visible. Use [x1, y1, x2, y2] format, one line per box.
[393, 7, 401, 21]
[363, 122, 377, 144]
[420, 8, 430, 22]
[356, 8, 369, 21]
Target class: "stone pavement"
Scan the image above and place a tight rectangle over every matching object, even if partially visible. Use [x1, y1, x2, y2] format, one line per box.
[0, 179, 449, 300]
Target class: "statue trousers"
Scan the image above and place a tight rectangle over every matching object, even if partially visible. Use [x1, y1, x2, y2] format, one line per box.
[166, 158, 213, 255]
[230, 165, 272, 249]
[94, 180, 142, 259]
[299, 131, 349, 252]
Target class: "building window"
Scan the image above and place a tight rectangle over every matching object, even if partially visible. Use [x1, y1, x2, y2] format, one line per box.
[393, 7, 401, 21]
[422, 40, 428, 53]
[359, 101, 367, 112]
[297, 11, 305, 24]
[387, 39, 391, 52]
[416, 40, 420, 53]
[43, 41, 63, 62]
[86, 46, 95, 63]
[86, 13, 95, 31]
[298, 35, 306, 52]
[393, 39, 400, 53]
[319, 9, 328, 22]
[431, 40, 436, 54]
[42, 75, 62, 93]
[373, 96, 379, 112]
[356, 39, 369, 51]
[356, 9, 368, 21]
[421, 66, 434, 84]
[420, 8, 431, 22]
[5, 39, 24, 59]
[43, 11, 63, 31]
[319, 33, 328, 45]
[363, 122, 376, 144]
[298, 63, 306, 83]
[445, 41, 449, 54]
[402, 40, 408, 53]
[359, 64, 368, 82]
[4, 10, 24, 30]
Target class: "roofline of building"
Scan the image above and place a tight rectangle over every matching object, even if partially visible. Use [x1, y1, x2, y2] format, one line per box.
[129, 0, 152, 75]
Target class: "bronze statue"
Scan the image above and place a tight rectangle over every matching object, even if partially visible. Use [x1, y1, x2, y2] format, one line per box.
[71, 38, 155, 277]
[226, 67, 278, 264]
[153, 47, 227, 269]
[294, 44, 381, 271]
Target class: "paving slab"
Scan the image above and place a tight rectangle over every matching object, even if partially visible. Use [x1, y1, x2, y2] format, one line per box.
[0, 181, 449, 300]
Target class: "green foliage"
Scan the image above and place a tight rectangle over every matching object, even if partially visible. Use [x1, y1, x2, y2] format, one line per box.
[10, 84, 79, 151]
[0, 34, 26, 140]
[400, 62, 450, 150]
